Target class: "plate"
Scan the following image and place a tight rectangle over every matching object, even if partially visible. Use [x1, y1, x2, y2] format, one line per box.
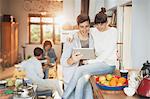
[0, 80, 7, 84]
[0, 80, 7, 89]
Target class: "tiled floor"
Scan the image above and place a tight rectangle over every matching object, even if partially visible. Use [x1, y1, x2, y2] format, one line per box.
[57, 64, 63, 80]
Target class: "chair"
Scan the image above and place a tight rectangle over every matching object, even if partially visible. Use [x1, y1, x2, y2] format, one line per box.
[48, 63, 57, 79]
[36, 90, 52, 99]
[42, 62, 57, 79]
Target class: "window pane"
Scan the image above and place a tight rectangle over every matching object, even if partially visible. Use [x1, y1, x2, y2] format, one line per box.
[55, 25, 60, 44]
[42, 17, 53, 23]
[30, 24, 41, 43]
[43, 25, 53, 41]
[30, 17, 40, 23]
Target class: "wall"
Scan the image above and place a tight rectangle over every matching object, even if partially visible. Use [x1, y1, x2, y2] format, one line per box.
[89, 0, 104, 22]
[63, 0, 76, 25]
[0, 0, 9, 50]
[119, 0, 132, 6]
[104, 0, 132, 8]
[122, 6, 132, 69]
[132, 0, 150, 68]
[74, 0, 81, 24]
[148, 0, 150, 60]
[104, 0, 117, 10]
[1, 0, 9, 14]
[64, 0, 103, 24]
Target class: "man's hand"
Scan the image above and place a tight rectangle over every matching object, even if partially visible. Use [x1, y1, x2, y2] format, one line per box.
[82, 60, 88, 65]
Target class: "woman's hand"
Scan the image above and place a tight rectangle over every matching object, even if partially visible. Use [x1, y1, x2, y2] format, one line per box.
[44, 56, 51, 64]
[82, 60, 88, 65]
[67, 51, 83, 65]
[67, 35, 74, 43]
[71, 51, 83, 63]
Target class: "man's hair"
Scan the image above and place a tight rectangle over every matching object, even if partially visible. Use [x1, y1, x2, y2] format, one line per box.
[43, 40, 52, 49]
[77, 14, 90, 25]
[34, 47, 43, 56]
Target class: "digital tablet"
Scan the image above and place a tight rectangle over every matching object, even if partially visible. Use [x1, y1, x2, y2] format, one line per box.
[73, 48, 96, 59]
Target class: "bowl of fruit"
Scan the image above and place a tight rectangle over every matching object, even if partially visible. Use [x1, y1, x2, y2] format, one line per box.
[95, 74, 128, 90]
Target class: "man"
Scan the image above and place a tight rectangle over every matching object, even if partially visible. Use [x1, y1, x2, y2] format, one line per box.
[20, 47, 63, 98]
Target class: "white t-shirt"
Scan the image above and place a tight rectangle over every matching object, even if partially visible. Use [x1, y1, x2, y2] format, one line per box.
[89, 27, 117, 65]
[20, 57, 44, 81]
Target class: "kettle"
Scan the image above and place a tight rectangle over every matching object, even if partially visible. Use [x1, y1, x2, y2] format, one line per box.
[140, 61, 150, 78]
[137, 77, 150, 97]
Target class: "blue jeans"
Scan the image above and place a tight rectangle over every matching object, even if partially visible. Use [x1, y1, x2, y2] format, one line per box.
[62, 62, 116, 99]
[43, 68, 49, 79]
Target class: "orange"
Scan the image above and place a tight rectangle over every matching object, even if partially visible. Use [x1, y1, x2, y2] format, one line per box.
[111, 77, 118, 82]
[117, 82, 123, 86]
[118, 77, 126, 84]
[110, 80, 117, 86]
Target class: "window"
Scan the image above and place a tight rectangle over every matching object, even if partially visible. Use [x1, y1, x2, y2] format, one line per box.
[29, 14, 60, 44]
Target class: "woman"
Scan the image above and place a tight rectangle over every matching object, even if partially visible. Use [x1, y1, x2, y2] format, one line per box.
[42, 40, 57, 79]
[62, 9, 117, 99]
[43, 40, 57, 62]
[61, 14, 94, 99]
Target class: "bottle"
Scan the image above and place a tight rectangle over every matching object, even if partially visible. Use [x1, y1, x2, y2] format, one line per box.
[23, 79, 27, 88]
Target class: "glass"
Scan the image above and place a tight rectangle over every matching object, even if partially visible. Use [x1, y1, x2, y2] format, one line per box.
[50, 58, 55, 64]
[120, 70, 128, 78]
[30, 24, 41, 43]
[43, 25, 53, 41]
[30, 17, 40, 23]
[50, 58, 55, 66]
[15, 79, 23, 88]
[42, 17, 53, 23]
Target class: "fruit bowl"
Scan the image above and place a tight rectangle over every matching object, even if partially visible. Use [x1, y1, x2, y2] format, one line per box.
[95, 75, 128, 90]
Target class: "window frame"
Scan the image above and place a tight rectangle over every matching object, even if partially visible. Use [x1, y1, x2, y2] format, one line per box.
[28, 14, 56, 44]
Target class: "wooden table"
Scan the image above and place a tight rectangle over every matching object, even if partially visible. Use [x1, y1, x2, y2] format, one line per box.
[89, 69, 142, 99]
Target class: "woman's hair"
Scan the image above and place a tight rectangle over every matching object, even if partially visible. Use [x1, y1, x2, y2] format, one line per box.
[99, 7, 106, 14]
[43, 40, 52, 49]
[34, 47, 43, 56]
[77, 14, 90, 25]
[94, 7, 107, 24]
